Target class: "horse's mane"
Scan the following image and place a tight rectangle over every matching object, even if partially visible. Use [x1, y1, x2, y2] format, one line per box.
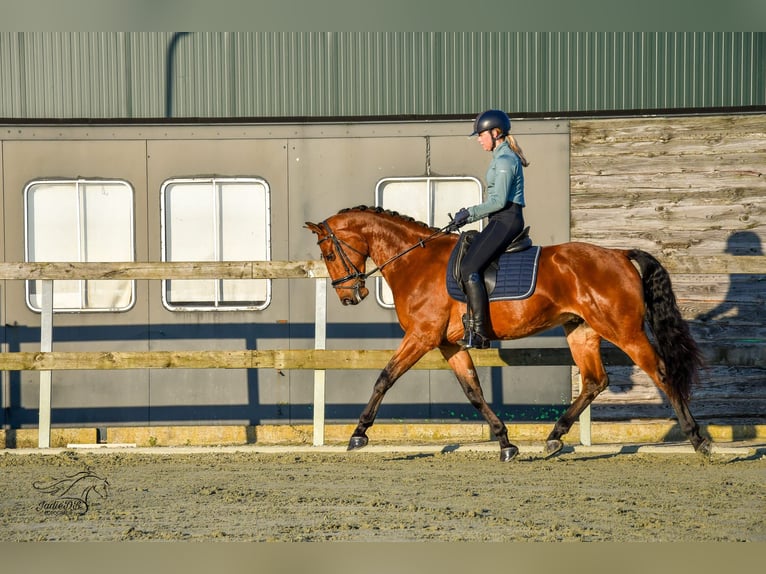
[337, 205, 438, 232]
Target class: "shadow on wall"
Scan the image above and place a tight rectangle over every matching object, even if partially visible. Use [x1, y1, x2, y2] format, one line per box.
[696, 231, 764, 324]
[603, 231, 764, 420]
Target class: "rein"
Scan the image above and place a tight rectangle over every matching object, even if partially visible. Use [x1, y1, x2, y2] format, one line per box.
[318, 220, 452, 290]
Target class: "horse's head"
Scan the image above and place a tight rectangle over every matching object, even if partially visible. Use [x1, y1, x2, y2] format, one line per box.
[305, 219, 370, 305]
[33, 469, 109, 503]
[80, 474, 110, 501]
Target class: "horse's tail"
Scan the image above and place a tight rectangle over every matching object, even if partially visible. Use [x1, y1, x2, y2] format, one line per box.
[627, 249, 703, 402]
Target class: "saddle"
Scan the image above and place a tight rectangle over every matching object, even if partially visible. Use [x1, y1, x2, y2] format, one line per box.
[452, 226, 532, 292]
[447, 226, 541, 302]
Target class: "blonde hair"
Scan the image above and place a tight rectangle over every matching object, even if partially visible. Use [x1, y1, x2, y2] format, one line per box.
[506, 134, 530, 167]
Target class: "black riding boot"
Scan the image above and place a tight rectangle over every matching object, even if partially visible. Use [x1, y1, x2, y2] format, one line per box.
[458, 273, 491, 349]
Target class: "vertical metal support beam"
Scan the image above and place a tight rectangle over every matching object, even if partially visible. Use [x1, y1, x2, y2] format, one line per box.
[38, 280, 53, 449]
[312, 278, 327, 446]
[578, 372, 592, 446]
[165, 32, 191, 118]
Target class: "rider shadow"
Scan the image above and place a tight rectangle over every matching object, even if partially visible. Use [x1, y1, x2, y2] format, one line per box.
[695, 231, 763, 324]
[674, 230, 765, 444]
[601, 231, 763, 447]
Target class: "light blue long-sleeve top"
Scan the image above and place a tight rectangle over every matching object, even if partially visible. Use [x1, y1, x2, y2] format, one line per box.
[467, 140, 525, 223]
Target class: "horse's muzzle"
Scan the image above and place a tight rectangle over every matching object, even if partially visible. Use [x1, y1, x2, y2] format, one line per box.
[341, 283, 369, 305]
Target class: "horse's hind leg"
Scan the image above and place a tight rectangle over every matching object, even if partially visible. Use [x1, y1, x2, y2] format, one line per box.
[620, 336, 711, 456]
[440, 343, 519, 462]
[545, 321, 609, 457]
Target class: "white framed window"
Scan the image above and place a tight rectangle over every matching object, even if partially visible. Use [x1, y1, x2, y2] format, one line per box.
[24, 178, 135, 313]
[161, 177, 271, 311]
[375, 176, 483, 308]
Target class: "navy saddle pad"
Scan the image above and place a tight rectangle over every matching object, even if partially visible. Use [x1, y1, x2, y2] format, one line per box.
[446, 244, 542, 302]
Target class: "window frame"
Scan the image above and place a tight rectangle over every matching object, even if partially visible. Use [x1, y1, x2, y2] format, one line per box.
[23, 177, 137, 314]
[374, 175, 483, 309]
[159, 176, 272, 312]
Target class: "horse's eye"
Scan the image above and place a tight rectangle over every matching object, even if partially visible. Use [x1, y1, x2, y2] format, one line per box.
[324, 252, 336, 262]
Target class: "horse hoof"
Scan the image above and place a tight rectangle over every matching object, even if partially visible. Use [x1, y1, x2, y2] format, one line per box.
[500, 446, 519, 462]
[347, 435, 368, 451]
[544, 439, 564, 458]
[696, 439, 713, 458]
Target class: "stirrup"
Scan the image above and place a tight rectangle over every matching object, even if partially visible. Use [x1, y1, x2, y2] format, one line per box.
[458, 328, 490, 350]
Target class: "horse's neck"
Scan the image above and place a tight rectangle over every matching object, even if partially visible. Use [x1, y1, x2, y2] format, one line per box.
[366, 222, 424, 267]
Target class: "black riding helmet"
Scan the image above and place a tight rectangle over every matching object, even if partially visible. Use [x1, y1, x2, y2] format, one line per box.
[470, 109, 511, 136]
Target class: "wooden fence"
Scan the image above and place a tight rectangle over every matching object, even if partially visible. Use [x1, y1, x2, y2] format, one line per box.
[1, 257, 763, 448]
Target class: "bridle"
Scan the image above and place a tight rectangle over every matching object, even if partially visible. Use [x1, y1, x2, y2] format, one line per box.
[317, 221, 369, 303]
[317, 219, 452, 302]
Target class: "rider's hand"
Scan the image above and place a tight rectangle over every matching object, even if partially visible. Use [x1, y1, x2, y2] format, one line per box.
[452, 208, 470, 228]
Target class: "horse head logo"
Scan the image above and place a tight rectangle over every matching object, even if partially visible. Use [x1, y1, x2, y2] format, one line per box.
[34, 468, 109, 514]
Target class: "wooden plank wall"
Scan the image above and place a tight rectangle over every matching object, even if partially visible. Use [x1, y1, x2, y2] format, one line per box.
[570, 114, 766, 423]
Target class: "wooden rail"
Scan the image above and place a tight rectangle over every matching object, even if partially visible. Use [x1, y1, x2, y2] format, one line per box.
[1, 256, 763, 449]
[0, 348, 586, 371]
[0, 255, 763, 279]
[0, 345, 759, 372]
[0, 260, 330, 279]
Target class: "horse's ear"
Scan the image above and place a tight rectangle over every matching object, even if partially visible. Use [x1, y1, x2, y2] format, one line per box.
[304, 222, 322, 235]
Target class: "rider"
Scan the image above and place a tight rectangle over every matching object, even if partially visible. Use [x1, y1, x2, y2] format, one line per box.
[451, 109, 529, 349]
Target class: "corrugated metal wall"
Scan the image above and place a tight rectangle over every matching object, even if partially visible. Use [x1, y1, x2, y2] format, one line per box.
[1, 32, 763, 119]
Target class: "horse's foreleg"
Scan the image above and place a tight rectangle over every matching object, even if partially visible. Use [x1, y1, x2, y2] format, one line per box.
[348, 333, 431, 451]
[440, 343, 519, 462]
[545, 322, 609, 457]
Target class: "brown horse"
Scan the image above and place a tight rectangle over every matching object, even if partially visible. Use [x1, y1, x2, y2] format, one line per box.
[305, 206, 710, 461]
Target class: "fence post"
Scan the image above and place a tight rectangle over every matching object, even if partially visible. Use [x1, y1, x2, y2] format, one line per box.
[38, 280, 53, 448]
[312, 278, 327, 446]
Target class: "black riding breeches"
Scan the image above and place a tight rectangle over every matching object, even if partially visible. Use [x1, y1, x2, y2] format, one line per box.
[459, 204, 525, 279]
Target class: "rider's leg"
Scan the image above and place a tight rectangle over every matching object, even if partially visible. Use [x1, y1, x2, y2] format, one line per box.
[458, 272, 490, 349]
[458, 216, 519, 349]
